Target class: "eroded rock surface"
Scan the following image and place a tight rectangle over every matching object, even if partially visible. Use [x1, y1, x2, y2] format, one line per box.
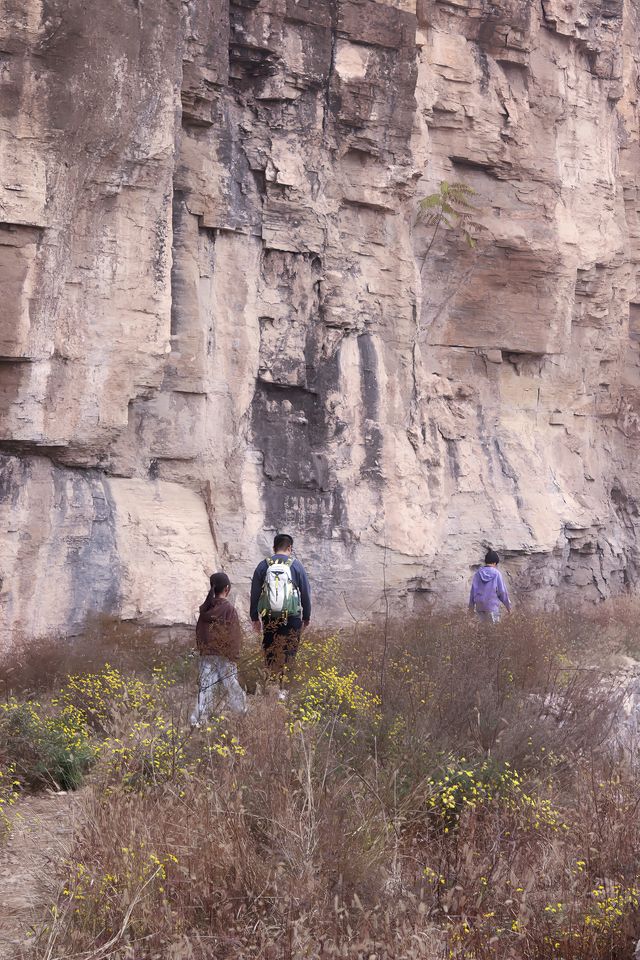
[2, 0, 640, 643]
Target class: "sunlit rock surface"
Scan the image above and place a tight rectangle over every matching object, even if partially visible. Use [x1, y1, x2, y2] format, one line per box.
[2, 0, 640, 644]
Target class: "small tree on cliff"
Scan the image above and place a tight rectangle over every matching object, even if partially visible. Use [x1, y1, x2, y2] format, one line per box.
[418, 180, 479, 275]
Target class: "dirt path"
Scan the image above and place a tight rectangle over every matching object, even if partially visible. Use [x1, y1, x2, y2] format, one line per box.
[0, 791, 82, 959]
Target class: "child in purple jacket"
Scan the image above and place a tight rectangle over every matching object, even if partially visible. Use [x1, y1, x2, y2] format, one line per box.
[469, 549, 511, 623]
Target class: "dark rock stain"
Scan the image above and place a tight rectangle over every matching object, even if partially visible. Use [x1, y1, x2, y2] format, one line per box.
[50, 467, 121, 633]
[357, 331, 383, 482]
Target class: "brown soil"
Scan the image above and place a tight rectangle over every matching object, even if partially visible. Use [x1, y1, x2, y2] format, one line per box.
[0, 791, 81, 959]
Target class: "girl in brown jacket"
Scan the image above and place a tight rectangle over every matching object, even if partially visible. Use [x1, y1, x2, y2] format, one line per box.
[190, 572, 247, 725]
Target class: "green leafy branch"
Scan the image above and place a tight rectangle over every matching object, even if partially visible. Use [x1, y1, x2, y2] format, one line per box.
[418, 180, 479, 274]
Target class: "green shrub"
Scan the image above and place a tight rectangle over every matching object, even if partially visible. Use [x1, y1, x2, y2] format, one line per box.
[0, 699, 96, 791]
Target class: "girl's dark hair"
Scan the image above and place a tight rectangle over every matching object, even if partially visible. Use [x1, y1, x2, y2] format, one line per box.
[485, 549, 500, 565]
[273, 533, 294, 553]
[210, 571, 231, 595]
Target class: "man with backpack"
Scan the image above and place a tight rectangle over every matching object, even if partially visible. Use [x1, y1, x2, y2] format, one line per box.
[250, 533, 311, 686]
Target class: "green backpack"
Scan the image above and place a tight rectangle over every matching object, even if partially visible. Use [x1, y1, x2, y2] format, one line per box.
[258, 558, 302, 620]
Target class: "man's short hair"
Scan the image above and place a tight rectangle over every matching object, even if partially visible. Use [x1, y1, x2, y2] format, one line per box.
[210, 571, 231, 595]
[273, 533, 294, 553]
[485, 549, 500, 565]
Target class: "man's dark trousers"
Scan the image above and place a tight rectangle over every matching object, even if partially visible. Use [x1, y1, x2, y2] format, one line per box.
[262, 615, 303, 672]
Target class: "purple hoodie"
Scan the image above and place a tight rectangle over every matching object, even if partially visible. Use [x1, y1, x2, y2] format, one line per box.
[469, 566, 511, 614]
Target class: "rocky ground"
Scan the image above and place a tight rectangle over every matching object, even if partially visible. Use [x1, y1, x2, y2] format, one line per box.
[0, 792, 80, 960]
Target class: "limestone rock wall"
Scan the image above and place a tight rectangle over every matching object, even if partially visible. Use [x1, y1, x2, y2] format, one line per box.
[2, 0, 640, 644]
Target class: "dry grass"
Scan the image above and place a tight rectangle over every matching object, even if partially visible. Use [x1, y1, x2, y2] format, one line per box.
[4, 606, 640, 959]
[0, 615, 193, 701]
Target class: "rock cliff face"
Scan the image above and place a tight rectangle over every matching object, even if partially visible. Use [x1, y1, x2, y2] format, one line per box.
[2, 0, 640, 645]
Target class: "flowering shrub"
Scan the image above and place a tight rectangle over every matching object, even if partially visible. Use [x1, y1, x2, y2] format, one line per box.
[536, 882, 640, 955]
[0, 763, 19, 839]
[442, 876, 640, 958]
[59, 845, 180, 937]
[426, 758, 566, 833]
[195, 719, 246, 760]
[287, 632, 381, 734]
[0, 698, 96, 791]
[60, 664, 171, 733]
[288, 665, 381, 731]
[583, 882, 640, 932]
[100, 718, 186, 789]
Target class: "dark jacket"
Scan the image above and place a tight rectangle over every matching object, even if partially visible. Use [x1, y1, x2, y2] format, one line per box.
[250, 554, 311, 623]
[196, 595, 243, 660]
